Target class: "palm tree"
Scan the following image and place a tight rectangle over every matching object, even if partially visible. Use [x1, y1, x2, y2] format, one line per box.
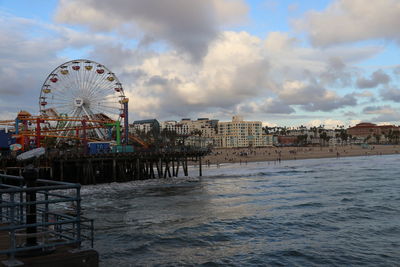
[279, 127, 287, 136]
[393, 130, 400, 144]
[374, 133, 381, 144]
[339, 129, 348, 144]
[319, 131, 329, 146]
[190, 129, 202, 137]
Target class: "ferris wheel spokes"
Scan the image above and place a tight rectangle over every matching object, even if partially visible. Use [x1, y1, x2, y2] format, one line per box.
[81, 105, 107, 140]
[56, 108, 78, 139]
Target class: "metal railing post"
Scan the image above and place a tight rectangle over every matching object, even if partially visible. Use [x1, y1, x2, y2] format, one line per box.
[76, 186, 81, 248]
[44, 190, 49, 218]
[91, 220, 94, 248]
[23, 167, 38, 247]
[19, 190, 23, 224]
[0, 192, 2, 222]
[44, 189, 49, 244]
[9, 193, 16, 262]
[0, 176, 3, 222]
[19, 175, 24, 224]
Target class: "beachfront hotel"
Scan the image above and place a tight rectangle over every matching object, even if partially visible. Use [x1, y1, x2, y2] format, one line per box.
[216, 115, 268, 148]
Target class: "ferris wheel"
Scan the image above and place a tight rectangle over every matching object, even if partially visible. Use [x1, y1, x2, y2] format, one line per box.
[39, 59, 127, 140]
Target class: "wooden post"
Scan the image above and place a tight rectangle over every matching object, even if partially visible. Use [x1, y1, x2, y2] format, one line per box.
[164, 161, 168, 178]
[167, 161, 171, 177]
[184, 157, 188, 176]
[60, 160, 64, 181]
[150, 161, 155, 178]
[123, 160, 127, 182]
[127, 160, 130, 181]
[136, 158, 140, 180]
[113, 159, 117, 182]
[145, 161, 149, 178]
[199, 157, 202, 177]
[119, 163, 125, 182]
[175, 159, 180, 176]
[156, 158, 162, 178]
[81, 162, 87, 184]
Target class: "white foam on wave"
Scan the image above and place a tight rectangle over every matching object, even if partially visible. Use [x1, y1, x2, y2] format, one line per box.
[79, 176, 200, 196]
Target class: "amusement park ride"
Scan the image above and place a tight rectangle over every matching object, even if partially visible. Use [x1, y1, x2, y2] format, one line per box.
[0, 59, 148, 152]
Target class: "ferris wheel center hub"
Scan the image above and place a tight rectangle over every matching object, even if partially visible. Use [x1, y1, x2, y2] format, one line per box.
[74, 98, 84, 107]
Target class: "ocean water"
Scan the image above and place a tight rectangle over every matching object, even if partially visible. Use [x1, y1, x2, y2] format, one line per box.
[81, 154, 400, 266]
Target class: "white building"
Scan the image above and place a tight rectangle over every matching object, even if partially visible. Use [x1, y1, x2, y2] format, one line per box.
[160, 118, 218, 137]
[160, 120, 190, 135]
[263, 134, 278, 146]
[130, 119, 160, 134]
[216, 116, 266, 148]
[181, 118, 218, 138]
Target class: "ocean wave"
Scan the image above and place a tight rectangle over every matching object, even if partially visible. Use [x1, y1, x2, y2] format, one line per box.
[80, 176, 200, 196]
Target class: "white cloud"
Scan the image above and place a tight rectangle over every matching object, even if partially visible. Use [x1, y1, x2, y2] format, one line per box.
[288, 3, 299, 12]
[119, 31, 272, 119]
[306, 119, 346, 129]
[363, 105, 396, 115]
[55, 0, 248, 61]
[356, 70, 390, 89]
[394, 66, 400, 75]
[362, 105, 400, 123]
[380, 87, 400, 102]
[348, 119, 362, 127]
[262, 121, 278, 127]
[263, 31, 380, 83]
[236, 98, 295, 115]
[353, 91, 374, 98]
[277, 80, 357, 111]
[295, 0, 400, 47]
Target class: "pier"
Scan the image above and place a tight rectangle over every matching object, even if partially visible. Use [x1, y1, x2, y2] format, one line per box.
[1, 149, 209, 185]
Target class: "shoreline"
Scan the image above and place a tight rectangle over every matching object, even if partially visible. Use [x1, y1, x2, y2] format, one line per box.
[202, 145, 400, 165]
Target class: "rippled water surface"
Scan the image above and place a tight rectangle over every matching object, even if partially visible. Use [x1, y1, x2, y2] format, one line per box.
[81, 154, 400, 266]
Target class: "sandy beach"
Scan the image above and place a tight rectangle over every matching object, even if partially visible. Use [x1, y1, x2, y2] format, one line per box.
[202, 145, 400, 165]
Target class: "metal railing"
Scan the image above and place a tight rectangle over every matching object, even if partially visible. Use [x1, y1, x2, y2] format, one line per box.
[0, 173, 94, 262]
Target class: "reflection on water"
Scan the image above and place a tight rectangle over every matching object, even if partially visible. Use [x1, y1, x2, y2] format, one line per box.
[82, 154, 400, 266]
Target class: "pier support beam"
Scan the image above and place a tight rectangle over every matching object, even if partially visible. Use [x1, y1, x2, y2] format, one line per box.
[184, 157, 188, 176]
[199, 157, 202, 177]
[112, 159, 117, 182]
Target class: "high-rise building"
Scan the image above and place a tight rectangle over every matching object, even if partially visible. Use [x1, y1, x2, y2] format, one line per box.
[216, 116, 266, 148]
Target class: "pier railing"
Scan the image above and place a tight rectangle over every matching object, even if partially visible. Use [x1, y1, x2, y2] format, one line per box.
[0, 173, 94, 262]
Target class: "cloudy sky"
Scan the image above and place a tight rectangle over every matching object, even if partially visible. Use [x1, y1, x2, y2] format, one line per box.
[1, 0, 400, 128]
